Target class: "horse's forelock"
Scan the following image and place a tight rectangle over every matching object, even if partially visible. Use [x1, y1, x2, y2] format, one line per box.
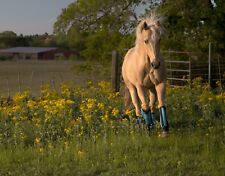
[135, 12, 164, 45]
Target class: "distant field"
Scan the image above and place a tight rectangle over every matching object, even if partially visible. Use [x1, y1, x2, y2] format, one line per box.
[0, 60, 110, 97]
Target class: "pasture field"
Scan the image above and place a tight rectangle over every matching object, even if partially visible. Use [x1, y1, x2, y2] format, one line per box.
[0, 60, 110, 97]
[0, 79, 224, 175]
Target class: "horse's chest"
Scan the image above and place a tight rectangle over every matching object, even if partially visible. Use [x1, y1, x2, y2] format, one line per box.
[142, 70, 161, 88]
[142, 74, 153, 88]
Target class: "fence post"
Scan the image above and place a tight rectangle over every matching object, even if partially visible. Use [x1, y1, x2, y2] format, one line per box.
[169, 49, 172, 86]
[217, 55, 222, 85]
[208, 42, 212, 88]
[189, 56, 192, 87]
[17, 72, 21, 92]
[30, 71, 34, 93]
[111, 50, 120, 92]
[51, 72, 56, 90]
[6, 77, 10, 98]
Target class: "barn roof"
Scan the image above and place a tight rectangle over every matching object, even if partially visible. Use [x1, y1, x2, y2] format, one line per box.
[0, 47, 58, 54]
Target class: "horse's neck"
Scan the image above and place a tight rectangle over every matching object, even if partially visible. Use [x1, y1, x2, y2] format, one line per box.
[135, 44, 147, 59]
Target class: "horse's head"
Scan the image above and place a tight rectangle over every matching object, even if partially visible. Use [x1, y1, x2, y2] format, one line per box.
[137, 13, 164, 69]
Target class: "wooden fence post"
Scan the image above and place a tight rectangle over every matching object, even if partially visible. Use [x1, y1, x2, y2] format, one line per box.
[17, 72, 21, 92]
[51, 72, 56, 90]
[111, 50, 120, 92]
[6, 77, 10, 98]
[217, 55, 222, 85]
[208, 42, 212, 88]
[189, 56, 192, 87]
[30, 71, 34, 93]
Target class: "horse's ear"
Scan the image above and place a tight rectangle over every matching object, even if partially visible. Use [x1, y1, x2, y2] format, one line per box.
[143, 21, 149, 30]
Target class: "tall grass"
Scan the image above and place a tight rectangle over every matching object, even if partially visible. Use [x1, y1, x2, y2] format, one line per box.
[0, 79, 224, 175]
[0, 128, 224, 175]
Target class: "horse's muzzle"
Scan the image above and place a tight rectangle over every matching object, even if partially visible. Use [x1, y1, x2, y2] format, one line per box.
[151, 60, 160, 69]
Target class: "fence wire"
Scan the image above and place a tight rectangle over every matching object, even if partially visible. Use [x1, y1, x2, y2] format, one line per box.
[163, 50, 225, 88]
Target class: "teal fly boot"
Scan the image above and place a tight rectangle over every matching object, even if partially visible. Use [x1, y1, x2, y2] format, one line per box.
[159, 106, 169, 132]
[151, 112, 157, 125]
[141, 109, 154, 130]
[136, 116, 142, 125]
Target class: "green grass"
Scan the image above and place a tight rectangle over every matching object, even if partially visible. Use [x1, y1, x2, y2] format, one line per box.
[0, 63, 224, 175]
[0, 60, 75, 97]
[0, 123, 224, 176]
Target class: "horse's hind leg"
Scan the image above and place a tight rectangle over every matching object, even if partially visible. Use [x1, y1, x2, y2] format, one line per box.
[155, 83, 169, 133]
[124, 86, 133, 111]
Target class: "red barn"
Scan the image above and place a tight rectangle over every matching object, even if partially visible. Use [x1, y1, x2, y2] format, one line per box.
[0, 47, 77, 60]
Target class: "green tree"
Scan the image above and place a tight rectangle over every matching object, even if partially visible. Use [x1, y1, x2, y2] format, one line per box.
[158, 0, 225, 55]
[54, 0, 145, 61]
[0, 31, 17, 48]
[0, 31, 57, 48]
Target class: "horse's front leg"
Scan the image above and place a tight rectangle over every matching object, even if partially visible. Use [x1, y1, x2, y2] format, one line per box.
[126, 84, 141, 117]
[149, 87, 157, 124]
[126, 85, 144, 126]
[136, 85, 154, 128]
[155, 83, 169, 133]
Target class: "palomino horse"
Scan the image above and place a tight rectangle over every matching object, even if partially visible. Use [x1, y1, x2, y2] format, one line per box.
[122, 12, 169, 135]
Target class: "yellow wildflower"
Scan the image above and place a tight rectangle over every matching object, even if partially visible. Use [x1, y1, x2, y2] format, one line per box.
[64, 128, 71, 134]
[64, 141, 69, 149]
[27, 100, 36, 108]
[66, 99, 74, 105]
[35, 137, 41, 144]
[86, 98, 96, 109]
[78, 150, 84, 157]
[39, 148, 44, 153]
[112, 108, 119, 116]
[97, 103, 104, 110]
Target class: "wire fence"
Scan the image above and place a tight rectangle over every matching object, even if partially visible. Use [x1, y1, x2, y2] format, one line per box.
[1, 48, 224, 97]
[0, 59, 112, 97]
[0, 71, 79, 97]
[111, 48, 225, 91]
[163, 50, 225, 88]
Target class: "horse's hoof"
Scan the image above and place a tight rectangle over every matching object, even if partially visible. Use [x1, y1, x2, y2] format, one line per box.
[147, 124, 154, 130]
[158, 131, 169, 138]
[146, 124, 155, 135]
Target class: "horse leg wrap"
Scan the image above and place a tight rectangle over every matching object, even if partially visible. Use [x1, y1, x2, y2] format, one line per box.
[151, 112, 157, 125]
[136, 116, 142, 125]
[141, 109, 154, 127]
[159, 106, 169, 132]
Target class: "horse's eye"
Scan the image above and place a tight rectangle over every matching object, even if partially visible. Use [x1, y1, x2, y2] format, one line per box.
[144, 39, 148, 44]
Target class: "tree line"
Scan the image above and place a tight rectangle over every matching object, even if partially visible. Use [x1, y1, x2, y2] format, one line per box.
[0, 31, 57, 49]
[1, 0, 224, 61]
[54, 0, 225, 61]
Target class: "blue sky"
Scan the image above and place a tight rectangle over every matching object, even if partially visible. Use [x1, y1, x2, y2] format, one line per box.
[0, 0, 75, 35]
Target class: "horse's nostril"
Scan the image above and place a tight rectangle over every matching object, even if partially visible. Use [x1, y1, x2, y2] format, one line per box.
[151, 61, 160, 69]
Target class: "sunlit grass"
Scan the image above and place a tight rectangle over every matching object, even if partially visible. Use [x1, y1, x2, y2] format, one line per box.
[0, 78, 224, 175]
[0, 127, 224, 175]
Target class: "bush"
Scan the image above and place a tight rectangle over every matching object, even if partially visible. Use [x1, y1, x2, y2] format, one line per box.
[0, 55, 13, 61]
